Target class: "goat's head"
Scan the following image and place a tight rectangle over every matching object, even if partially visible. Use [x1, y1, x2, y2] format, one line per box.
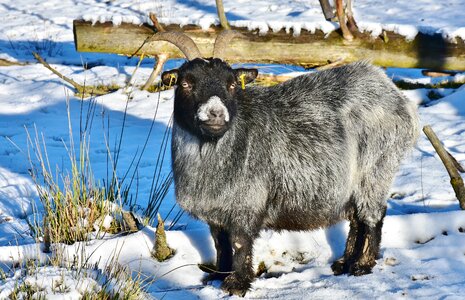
[156, 31, 258, 139]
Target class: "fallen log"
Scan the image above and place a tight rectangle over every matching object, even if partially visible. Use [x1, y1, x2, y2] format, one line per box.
[74, 20, 465, 70]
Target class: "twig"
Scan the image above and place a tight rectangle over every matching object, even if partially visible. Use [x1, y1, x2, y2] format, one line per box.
[32, 52, 109, 96]
[423, 125, 465, 209]
[149, 13, 165, 32]
[0, 58, 27, 66]
[143, 53, 169, 90]
[448, 151, 465, 173]
[422, 70, 458, 77]
[316, 58, 345, 70]
[33, 52, 82, 90]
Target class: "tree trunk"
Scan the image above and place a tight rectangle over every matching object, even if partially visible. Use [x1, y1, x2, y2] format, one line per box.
[73, 20, 465, 70]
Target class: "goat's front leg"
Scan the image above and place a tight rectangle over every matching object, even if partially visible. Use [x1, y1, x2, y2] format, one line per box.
[203, 224, 233, 283]
[221, 232, 255, 296]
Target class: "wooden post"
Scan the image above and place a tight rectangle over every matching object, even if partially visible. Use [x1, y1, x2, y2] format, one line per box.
[215, 0, 230, 30]
[423, 125, 465, 209]
[335, 0, 353, 41]
[318, 0, 335, 21]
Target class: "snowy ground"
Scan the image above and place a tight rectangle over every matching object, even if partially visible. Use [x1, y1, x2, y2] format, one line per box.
[1, 0, 465, 299]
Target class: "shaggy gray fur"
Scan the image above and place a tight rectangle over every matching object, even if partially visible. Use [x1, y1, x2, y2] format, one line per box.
[173, 61, 418, 232]
[169, 60, 419, 295]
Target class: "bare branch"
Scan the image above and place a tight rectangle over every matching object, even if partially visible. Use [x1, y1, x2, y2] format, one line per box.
[143, 53, 168, 90]
[315, 58, 345, 70]
[0, 58, 27, 66]
[33, 52, 82, 91]
[423, 125, 465, 209]
[447, 149, 465, 173]
[149, 12, 165, 32]
[33, 52, 111, 96]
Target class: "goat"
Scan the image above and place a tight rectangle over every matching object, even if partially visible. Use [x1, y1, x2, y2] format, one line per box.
[154, 30, 419, 296]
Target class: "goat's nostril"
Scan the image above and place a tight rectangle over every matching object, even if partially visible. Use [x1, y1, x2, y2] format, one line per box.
[209, 109, 224, 119]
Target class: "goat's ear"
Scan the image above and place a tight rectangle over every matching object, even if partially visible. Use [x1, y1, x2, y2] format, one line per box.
[161, 69, 179, 86]
[235, 68, 258, 85]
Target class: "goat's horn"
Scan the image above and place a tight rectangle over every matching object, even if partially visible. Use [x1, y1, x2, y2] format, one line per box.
[213, 30, 244, 59]
[150, 32, 201, 60]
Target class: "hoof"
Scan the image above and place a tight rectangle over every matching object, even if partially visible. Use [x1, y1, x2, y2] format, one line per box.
[221, 274, 251, 297]
[202, 272, 228, 285]
[331, 259, 348, 276]
[349, 262, 374, 276]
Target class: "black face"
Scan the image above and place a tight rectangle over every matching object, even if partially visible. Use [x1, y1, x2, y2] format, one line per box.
[162, 58, 257, 140]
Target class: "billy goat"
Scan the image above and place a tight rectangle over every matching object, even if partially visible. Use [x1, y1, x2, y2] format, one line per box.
[154, 31, 419, 296]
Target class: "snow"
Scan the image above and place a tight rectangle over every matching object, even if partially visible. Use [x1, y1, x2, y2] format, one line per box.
[79, 0, 465, 41]
[0, 266, 102, 299]
[1, 0, 465, 299]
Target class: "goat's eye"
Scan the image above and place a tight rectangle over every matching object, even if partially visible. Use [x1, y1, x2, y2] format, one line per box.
[229, 82, 236, 90]
[181, 81, 191, 89]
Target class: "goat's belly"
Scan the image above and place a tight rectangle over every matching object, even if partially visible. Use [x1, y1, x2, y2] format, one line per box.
[263, 208, 343, 231]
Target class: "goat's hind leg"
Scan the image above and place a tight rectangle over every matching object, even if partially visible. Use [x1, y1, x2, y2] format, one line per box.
[332, 197, 386, 276]
[349, 206, 386, 276]
[332, 202, 366, 275]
